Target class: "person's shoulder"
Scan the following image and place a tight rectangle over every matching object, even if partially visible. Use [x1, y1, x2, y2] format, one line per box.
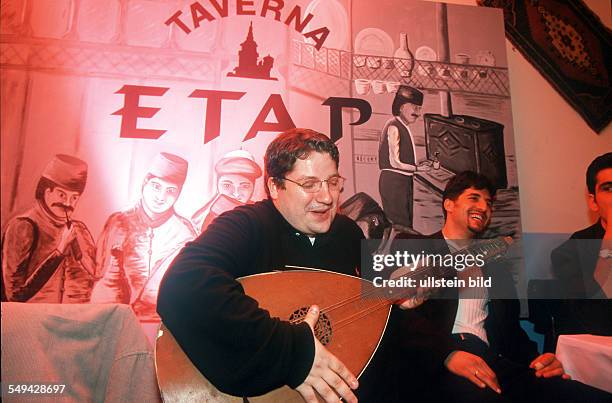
[230, 199, 273, 219]
[382, 116, 399, 130]
[333, 213, 364, 238]
[104, 210, 129, 225]
[395, 230, 442, 240]
[191, 202, 208, 222]
[334, 212, 357, 226]
[3, 212, 37, 237]
[208, 199, 274, 232]
[553, 221, 604, 257]
[70, 219, 92, 231]
[100, 206, 141, 232]
[5, 209, 34, 224]
[171, 213, 197, 235]
[570, 221, 604, 240]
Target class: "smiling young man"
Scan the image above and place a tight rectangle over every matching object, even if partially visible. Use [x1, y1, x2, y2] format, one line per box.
[158, 129, 363, 402]
[92, 152, 196, 321]
[378, 171, 609, 401]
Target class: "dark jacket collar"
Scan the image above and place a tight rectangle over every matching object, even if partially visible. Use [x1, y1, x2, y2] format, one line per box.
[572, 220, 605, 239]
[262, 198, 343, 245]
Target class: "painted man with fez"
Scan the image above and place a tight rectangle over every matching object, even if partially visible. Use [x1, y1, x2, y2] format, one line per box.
[2, 154, 96, 303]
[192, 149, 262, 233]
[378, 85, 431, 233]
[93, 152, 196, 321]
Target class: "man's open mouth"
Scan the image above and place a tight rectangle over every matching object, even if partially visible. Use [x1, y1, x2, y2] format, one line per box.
[469, 211, 486, 222]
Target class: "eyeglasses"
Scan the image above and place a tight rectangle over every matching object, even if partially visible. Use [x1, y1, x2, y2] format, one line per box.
[279, 176, 345, 193]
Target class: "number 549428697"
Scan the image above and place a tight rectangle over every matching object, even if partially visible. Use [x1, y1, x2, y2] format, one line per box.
[6, 384, 66, 394]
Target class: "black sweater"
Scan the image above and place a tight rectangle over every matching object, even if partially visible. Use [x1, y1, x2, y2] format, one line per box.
[157, 199, 363, 396]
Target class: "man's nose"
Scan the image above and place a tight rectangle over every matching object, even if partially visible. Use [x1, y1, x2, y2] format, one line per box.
[476, 200, 489, 211]
[155, 192, 167, 202]
[316, 181, 333, 204]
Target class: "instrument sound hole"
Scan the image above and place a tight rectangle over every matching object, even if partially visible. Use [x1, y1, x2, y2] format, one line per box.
[289, 307, 332, 345]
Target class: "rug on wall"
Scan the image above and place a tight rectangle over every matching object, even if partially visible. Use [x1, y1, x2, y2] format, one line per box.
[478, 0, 611, 133]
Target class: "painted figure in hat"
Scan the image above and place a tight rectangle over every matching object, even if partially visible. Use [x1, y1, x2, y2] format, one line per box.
[92, 152, 196, 321]
[378, 85, 431, 232]
[1, 154, 96, 303]
[192, 149, 262, 233]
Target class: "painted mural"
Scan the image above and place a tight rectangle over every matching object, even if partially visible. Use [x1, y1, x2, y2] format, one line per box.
[1, 0, 519, 327]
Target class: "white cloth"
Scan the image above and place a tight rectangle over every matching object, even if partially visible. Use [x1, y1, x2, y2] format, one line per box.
[556, 334, 612, 393]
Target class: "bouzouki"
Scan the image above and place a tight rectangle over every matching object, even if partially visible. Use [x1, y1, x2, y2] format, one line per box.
[155, 237, 513, 402]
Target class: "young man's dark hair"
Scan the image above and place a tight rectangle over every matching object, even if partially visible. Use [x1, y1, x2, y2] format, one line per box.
[442, 171, 497, 218]
[264, 128, 339, 197]
[586, 151, 612, 194]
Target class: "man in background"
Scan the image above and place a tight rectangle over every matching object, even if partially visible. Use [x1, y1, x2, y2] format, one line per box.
[361, 171, 609, 401]
[2, 154, 96, 303]
[551, 151, 611, 335]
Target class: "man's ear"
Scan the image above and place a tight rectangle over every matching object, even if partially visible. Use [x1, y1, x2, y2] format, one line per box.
[267, 177, 279, 200]
[443, 199, 454, 216]
[587, 193, 599, 214]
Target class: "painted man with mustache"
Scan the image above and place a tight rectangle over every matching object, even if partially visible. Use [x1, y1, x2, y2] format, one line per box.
[92, 152, 196, 322]
[378, 85, 430, 233]
[158, 129, 364, 402]
[1, 154, 96, 303]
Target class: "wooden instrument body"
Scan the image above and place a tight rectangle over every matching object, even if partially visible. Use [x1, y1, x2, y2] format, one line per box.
[155, 269, 391, 402]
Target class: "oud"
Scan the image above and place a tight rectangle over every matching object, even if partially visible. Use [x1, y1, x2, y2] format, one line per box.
[156, 237, 513, 402]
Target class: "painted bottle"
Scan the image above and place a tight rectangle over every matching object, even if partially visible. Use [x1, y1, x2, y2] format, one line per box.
[433, 151, 441, 170]
[394, 32, 414, 78]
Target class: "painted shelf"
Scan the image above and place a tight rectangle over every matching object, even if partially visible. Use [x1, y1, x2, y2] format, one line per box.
[291, 40, 510, 98]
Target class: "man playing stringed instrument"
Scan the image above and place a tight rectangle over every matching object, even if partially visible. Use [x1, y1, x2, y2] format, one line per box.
[158, 128, 364, 402]
[369, 171, 609, 401]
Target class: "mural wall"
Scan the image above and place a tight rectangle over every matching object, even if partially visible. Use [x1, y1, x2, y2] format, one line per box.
[1, 0, 519, 328]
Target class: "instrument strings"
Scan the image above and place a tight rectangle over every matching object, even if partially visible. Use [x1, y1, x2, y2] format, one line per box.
[288, 239, 508, 329]
[286, 261, 437, 327]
